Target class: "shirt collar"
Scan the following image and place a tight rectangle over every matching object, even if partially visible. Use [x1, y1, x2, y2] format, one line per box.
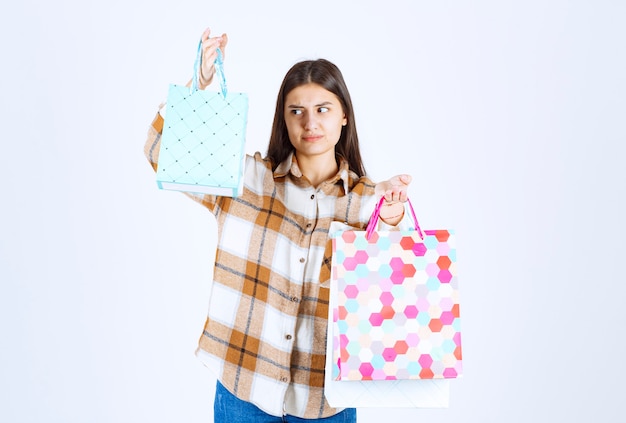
[273, 152, 352, 194]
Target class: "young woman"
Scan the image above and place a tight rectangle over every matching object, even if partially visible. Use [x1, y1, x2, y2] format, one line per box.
[144, 28, 412, 423]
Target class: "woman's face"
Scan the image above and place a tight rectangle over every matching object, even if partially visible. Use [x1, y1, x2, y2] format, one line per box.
[284, 83, 347, 162]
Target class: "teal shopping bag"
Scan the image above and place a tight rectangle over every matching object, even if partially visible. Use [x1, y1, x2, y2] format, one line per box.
[156, 41, 248, 196]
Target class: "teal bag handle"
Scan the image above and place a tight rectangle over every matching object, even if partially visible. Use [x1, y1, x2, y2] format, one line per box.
[191, 39, 227, 97]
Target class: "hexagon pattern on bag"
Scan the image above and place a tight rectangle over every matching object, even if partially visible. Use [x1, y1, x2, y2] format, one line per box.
[331, 229, 462, 381]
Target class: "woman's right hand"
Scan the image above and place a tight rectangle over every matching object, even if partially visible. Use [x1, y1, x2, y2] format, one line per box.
[198, 28, 228, 89]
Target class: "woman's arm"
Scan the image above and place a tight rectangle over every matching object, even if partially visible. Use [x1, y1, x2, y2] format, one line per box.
[143, 28, 230, 210]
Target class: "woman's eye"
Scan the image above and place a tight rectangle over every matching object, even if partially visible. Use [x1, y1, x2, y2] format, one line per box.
[319, 107, 329, 113]
[291, 109, 303, 115]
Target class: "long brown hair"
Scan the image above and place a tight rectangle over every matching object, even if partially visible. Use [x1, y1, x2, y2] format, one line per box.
[266, 59, 366, 177]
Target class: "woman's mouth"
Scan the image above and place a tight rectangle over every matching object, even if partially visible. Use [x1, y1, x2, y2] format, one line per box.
[302, 135, 323, 142]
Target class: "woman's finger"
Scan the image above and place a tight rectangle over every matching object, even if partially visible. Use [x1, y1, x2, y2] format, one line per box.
[219, 33, 228, 57]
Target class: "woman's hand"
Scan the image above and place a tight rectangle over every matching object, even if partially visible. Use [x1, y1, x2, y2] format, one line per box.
[198, 28, 228, 89]
[375, 174, 412, 225]
[376, 174, 411, 202]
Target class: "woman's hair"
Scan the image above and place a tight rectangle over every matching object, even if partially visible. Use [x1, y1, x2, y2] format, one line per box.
[266, 59, 366, 177]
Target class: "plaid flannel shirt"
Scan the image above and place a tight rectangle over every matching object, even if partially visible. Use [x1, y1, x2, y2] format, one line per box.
[145, 111, 403, 418]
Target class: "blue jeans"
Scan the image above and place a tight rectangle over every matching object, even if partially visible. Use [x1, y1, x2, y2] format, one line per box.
[214, 381, 357, 423]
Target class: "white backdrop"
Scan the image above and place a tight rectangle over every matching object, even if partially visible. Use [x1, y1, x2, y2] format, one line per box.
[1, 1, 625, 422]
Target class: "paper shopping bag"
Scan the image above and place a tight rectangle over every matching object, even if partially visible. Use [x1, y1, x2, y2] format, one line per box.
[324, 248, 450, 408]
[156, 41, 248, 196]
[330, 197, 462, 382]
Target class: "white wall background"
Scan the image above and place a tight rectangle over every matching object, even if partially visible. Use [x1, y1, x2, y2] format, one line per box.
[1, 1, 624, 422]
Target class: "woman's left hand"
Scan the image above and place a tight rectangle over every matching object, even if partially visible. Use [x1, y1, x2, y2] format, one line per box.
[375, 174, 412, 203]
[375, 174, 412, 224]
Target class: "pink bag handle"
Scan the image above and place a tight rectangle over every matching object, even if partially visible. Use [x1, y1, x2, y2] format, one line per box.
[365, 197, 424, 240]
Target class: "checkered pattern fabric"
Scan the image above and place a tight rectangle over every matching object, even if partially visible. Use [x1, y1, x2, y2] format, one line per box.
[144, 111, 407, 418]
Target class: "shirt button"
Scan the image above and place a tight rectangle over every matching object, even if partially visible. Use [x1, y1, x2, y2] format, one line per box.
[299, 257, 305, 263]
[310, 194, 315, 200]
[281, 377, 288, 382]
[285, 334, 292, 340]
[306, 223, 312, 228]
[291, 296, 299, 303]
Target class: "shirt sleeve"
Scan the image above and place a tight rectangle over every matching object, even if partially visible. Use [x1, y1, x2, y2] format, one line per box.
[143, 106, 165, 172]
[142, 103, 220, 212]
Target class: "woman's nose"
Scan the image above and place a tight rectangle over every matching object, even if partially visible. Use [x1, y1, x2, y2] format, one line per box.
[304, 112, 318, 129]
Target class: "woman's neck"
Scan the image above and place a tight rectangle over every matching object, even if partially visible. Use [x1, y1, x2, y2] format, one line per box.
[295, 152, 339, 188]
